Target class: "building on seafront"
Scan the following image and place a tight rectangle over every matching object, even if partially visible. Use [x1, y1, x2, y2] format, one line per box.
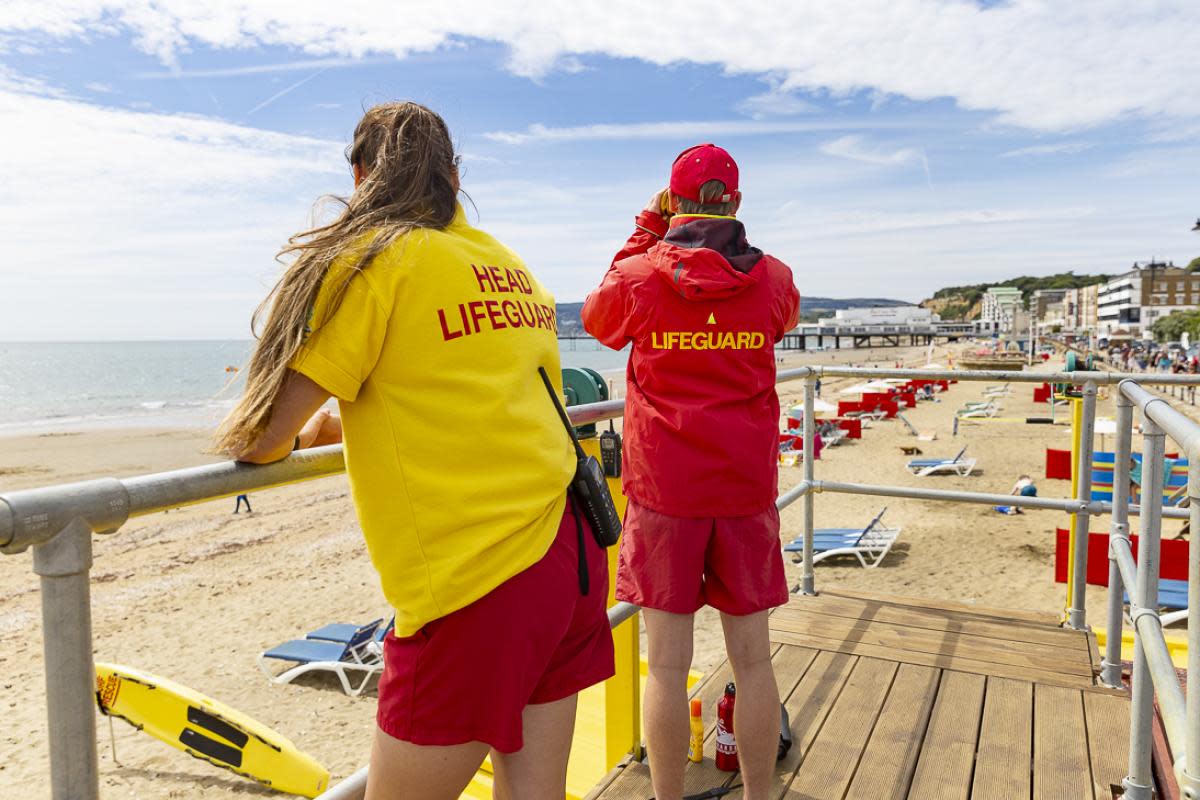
[981, 286, 1024, 334]
[1098, 260, 1199, 339]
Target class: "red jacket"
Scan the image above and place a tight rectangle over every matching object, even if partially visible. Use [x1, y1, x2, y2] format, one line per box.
[582, 211, 800, 517]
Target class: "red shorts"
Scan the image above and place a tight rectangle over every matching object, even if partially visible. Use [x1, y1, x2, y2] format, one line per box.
[376, 497, 614, 753]
[616, 501, 788, 616]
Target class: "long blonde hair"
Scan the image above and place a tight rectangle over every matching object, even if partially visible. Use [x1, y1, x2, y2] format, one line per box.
[213, 102, 460, 454]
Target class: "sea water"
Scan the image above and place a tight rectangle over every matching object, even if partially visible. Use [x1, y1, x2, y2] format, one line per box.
[0, 339, 631, 431]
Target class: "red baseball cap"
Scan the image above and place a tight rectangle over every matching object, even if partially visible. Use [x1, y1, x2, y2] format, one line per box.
[669, 143, 739, 203]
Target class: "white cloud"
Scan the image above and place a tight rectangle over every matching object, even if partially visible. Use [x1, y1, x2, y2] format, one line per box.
[819, 135, 934, 188]
[1001, 142, 1093, 158]
[485, 118, 904, 145]
[1, 1, 1198, 131]
[820, 135, 920, 166]
[773, 205, 1097, 238]
[0, 78, 347, 340]
[737, 84, 818, 119]
[132, 57, 380, 79]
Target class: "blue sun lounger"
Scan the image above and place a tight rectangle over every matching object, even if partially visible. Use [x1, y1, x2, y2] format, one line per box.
[258, 619, 383, 696]
[1125, 578, 1190, 626]
[307, 616, 393, 646]
[906, 446, 974, 477]
[783, 508, 902, 568]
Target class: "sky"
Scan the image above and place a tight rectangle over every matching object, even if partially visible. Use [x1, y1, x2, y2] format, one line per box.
[1, 1, 1198, 341]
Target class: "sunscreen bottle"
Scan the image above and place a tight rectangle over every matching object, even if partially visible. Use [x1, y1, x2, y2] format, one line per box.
[687, 698, 704, 763]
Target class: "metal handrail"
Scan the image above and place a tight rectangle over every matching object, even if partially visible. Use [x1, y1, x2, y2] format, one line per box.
[1115, 380, 1200, 798]
[10, 364, 1200, 799]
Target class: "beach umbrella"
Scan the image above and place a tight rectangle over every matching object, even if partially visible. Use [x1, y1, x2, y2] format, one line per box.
[787, 398, 838, 419]
[1095, 417, 1117, 451]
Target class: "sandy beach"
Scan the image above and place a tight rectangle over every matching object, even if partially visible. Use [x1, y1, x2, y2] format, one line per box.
[0, 344, 1188, 798]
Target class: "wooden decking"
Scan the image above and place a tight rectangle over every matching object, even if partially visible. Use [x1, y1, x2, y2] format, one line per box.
[587, 589, 1131, 800]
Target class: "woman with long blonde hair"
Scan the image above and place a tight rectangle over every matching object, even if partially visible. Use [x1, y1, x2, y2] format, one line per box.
[217, 102, 613, 799]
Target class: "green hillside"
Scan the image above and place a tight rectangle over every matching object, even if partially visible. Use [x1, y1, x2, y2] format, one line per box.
[925, 271, 1110, 320]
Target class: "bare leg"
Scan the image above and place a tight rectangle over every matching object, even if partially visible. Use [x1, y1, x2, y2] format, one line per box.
[491, 694, 578, 800]
[720, 611, 779, 800]
[364, 725, 489, 800]
[643, 609, 695, 800]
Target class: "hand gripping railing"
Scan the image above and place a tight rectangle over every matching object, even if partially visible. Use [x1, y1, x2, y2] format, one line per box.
[6, 364, 1200, 799]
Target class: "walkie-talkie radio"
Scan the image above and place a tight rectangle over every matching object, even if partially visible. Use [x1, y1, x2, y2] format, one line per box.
[538, 367, 622, 548]
[599, 422, 622, 478]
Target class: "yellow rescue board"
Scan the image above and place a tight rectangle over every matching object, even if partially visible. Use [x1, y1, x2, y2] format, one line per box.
[95, 662, 330, 798]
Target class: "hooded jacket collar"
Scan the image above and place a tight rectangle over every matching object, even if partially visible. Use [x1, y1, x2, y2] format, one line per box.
[648, 215, 764, 301]
[664, 215, 764, 274]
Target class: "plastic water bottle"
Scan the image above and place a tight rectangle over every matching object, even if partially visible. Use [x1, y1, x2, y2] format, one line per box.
[715, 682, 738, 771]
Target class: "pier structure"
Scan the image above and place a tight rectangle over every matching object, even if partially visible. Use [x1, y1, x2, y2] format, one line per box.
[4, 366, 1200, 799]
[781, 320, 997, 351]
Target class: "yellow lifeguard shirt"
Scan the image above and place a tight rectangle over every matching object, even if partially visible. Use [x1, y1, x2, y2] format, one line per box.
[291, 205, 574, 637]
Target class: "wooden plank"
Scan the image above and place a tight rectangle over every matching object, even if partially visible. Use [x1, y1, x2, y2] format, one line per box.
[1083, 691, 1131, 800]
[680, 646, 817, 797]
[599, 648, 779, 800]
[771, 604, 1091, 667]
[592, 760, 654, 799]
[908, 671, 987, 800]
[1086, 631, 1103, 677]
[772, 644, 822, 699]
[784, 657, 899, 799]
[776, 595, 1092, 649]
[769, 609, 1092, 674]
[970, 677, 1033, 800]
[581, 761, 626, 800]
[721, 651, 859, 800]
[769, 627, 1095, 689]
[844, 664, 940, 800]
[813, 588, 1061, 628]
[1032, 685, 1092, 800]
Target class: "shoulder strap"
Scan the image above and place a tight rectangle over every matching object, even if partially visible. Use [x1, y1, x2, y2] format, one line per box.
[538, 367, 588, 460]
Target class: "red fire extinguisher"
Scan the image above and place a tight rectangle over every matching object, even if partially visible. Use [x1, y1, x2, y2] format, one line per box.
[715, 682, 738, 771]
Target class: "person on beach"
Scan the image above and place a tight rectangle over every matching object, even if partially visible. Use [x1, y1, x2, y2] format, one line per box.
[582, 144, 799, 800]
[1007, 475, 1037, 514]
[214, 102, 613, 800]
[233, 494, 252, 514]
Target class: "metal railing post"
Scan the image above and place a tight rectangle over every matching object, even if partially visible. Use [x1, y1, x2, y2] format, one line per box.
[1124, 414, 1165, 799]
[1101, 392, 1133, 687]
[1184, 460, 1200, 798]
[800, 376, 816, 596]
[32, 518, 99, 800]
[1068, 380, 1098, 630]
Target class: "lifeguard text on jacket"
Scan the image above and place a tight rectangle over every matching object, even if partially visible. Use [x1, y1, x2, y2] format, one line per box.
[650, 330, 767, 350]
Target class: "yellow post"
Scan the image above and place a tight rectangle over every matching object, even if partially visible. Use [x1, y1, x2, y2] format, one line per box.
[580, 437, 641, 767]
[1064, 396, 1082, 618]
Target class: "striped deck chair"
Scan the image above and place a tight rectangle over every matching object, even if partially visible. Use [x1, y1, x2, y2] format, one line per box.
[1091, 452, 1189, 507]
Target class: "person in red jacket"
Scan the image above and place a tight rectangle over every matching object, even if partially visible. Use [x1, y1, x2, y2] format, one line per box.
[582, 143, 799, 800]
